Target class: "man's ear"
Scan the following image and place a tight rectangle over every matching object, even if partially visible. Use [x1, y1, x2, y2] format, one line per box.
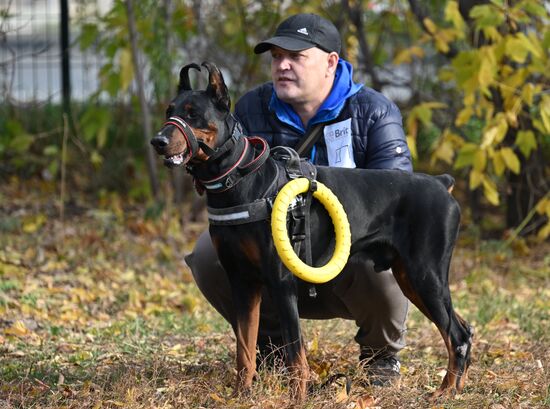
[201, 61, 231, 112]
[327, 52, 339, 76]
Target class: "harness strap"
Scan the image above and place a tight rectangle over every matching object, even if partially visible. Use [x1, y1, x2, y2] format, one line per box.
[304, 179, 317, 268]
[293, 172, 318, 297]
[207, 199, 272, 225]
[271, 146, 303, 179]
[200, 137, 250, 189]
[271, 150, 318, 298]
[294, 124, 325, 157]
[203, 113, 243, 160]
[203, 134, 238, 161]
[207, 193, 308, 226]
[198, 137, 270, 193]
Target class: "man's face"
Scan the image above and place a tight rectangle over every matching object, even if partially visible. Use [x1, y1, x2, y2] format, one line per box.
[270, 46, 335, 106]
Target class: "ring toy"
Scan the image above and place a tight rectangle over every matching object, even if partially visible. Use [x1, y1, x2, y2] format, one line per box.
[271, 178, 351, 284]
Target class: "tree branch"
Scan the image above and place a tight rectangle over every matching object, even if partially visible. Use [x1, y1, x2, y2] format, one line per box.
[407, 0, 459, 59]
[341, 0, 384, 90]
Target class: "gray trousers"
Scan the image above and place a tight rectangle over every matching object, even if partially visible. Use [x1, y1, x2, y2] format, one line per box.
[185, 230, 409, 355]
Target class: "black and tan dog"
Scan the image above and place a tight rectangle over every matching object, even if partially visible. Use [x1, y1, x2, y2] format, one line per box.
[151, 62, 473, 401]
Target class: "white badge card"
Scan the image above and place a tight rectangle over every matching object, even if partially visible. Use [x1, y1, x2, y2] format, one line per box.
[323, 118, 356, 168]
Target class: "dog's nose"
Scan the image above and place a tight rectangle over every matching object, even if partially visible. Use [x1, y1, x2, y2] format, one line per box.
[151, 133, 170, 148]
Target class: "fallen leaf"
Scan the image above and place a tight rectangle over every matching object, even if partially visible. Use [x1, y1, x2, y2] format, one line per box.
[104, 400, 125, 407]
[167, 344, 183, 356]
[487, 347, 508, 358]
[308, 332, 319, 353]
[485, 369, 498, 379]
[56, 343, 77, 353]
[209, 393, 225, 403]
[4, 320, 30, 337]
[310, 360, 331, 379]
[335, 381, 348, 403]
[356, 394, 380, 409]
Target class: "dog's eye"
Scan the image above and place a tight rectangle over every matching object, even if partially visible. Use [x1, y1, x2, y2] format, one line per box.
[186, 111, 198, 120]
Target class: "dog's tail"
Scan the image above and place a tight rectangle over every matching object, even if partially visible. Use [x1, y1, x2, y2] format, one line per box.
[435, 174, 455, 193]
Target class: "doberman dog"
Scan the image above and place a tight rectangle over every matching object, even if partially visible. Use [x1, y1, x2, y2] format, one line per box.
[151, 62, 473, 401]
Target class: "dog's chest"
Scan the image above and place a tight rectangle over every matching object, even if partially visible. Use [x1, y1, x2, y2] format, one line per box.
[210, 224, 270, 271]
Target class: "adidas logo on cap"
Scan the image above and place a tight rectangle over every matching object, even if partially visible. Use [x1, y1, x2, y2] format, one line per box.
[297, 27, 309, 35]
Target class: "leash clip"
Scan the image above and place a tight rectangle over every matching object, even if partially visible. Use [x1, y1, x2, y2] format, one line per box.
[309, 179, 318, 192]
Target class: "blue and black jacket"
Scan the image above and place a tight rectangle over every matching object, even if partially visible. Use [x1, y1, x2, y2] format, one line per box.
[234, 59, 412, 172]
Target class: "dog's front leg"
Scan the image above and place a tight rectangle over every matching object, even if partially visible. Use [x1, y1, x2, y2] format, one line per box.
[268, 263, 309, 402]
[230, 278, 262, 395]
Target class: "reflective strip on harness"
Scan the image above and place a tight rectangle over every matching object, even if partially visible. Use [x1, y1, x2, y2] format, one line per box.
[207, 196, 304, 226]
[208, 210, 250, 223]
[207, 199, 273, 225]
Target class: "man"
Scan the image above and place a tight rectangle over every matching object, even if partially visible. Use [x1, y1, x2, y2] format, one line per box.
[185, 13, 412, 385]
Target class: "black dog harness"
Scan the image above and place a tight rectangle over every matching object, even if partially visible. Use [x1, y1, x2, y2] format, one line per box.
[206, 146, 319, 298]
[206, 146, 317, 226]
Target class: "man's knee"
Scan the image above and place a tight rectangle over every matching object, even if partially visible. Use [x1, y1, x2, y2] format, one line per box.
[335, 261, 409, 352]
[361, 267, 409, 326]
[185, 230, 225, 289]
[185, 230, 235, 323]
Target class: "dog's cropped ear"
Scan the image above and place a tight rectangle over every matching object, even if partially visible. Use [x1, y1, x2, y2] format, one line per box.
[202, 62, 231, 112]
[178, 63, 201, 92]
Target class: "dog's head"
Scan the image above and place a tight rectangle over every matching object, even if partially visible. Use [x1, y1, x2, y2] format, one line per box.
[151, 62, 235, 168]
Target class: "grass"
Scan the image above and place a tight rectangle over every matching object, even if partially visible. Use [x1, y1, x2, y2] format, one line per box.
[0, 178, 549, 408]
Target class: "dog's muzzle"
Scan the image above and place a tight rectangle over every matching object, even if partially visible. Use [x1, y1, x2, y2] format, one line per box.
[151, 116, 200, 167]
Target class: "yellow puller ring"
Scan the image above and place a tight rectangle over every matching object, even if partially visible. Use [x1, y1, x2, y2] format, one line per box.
[271, 178, 351, 284]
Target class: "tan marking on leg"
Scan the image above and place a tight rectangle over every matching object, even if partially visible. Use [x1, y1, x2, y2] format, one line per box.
[234, 287, 261, 394]
[432, 332, 458, 398]
[391, 258, 433, 321]
[457, 367, 468, 392]
[287, 345, 309, 402]
[392, 259, 465, 397]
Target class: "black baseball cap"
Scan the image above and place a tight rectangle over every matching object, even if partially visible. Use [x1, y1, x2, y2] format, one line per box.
[254, 13, 341, 54]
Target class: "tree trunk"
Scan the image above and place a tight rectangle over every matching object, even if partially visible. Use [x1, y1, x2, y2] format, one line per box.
[125, 0, 159, 199]
[342, 0, 383, 90]
[506, 147, 548, 234]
